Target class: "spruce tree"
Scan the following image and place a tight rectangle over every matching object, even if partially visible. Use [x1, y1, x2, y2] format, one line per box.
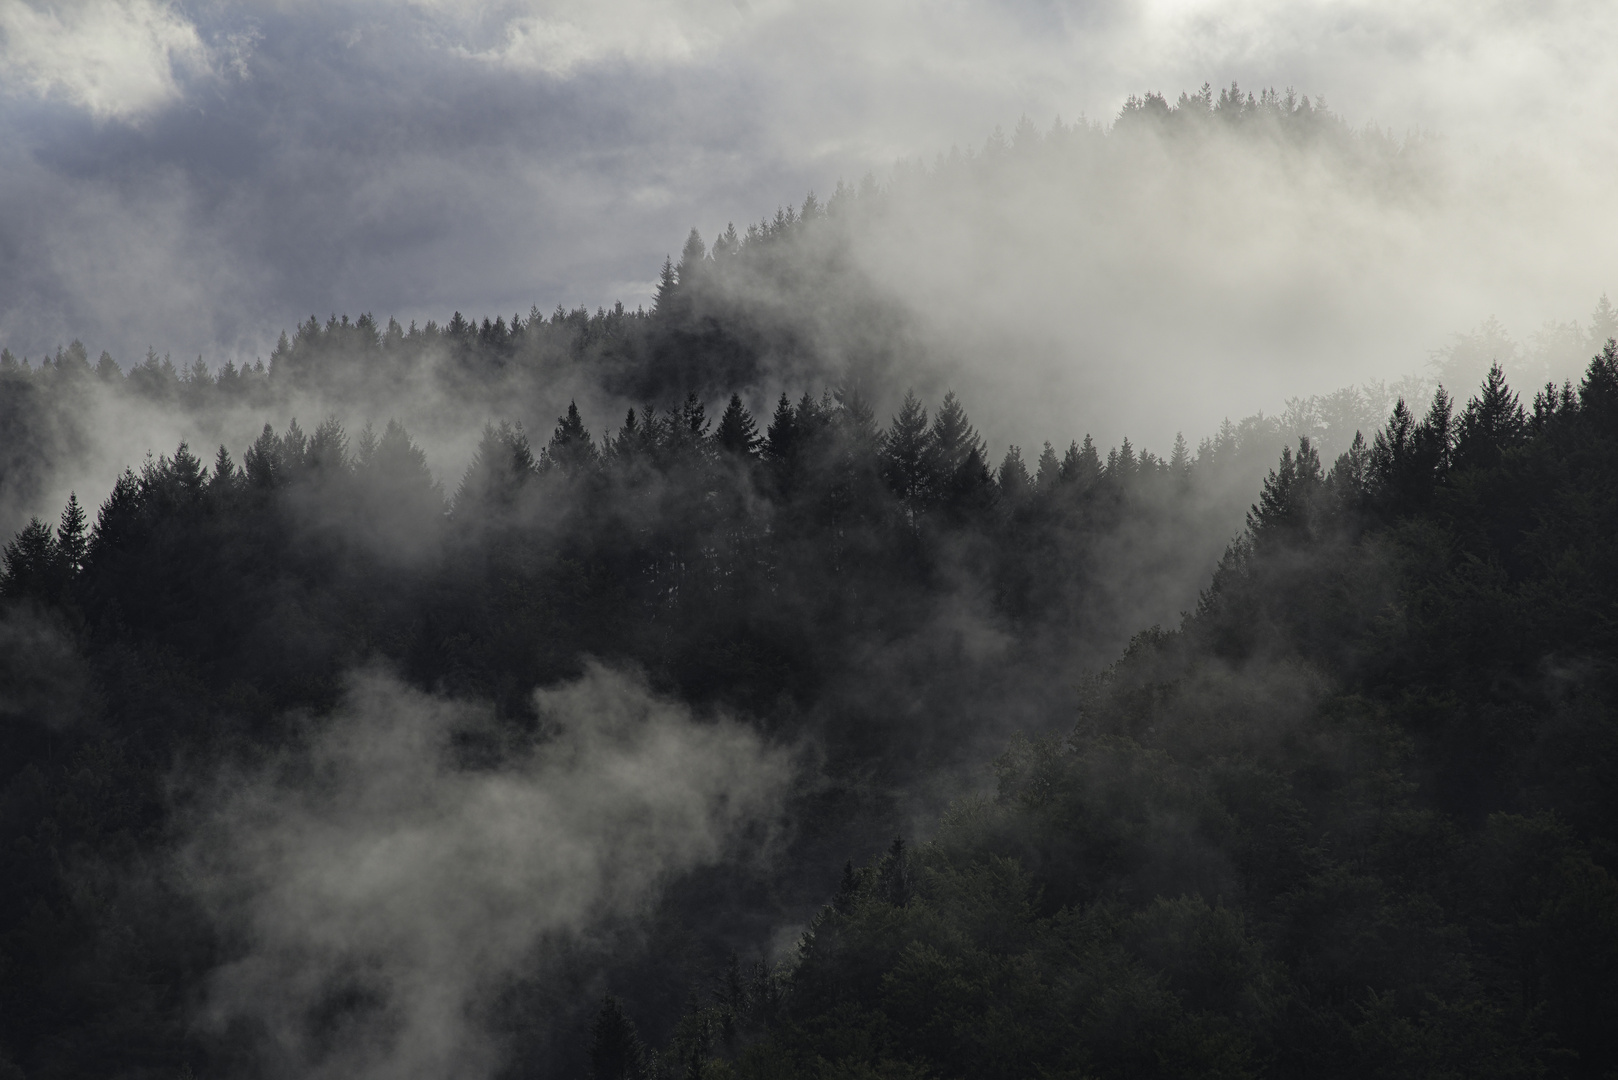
[1061, 436, 1102, 489]
[714, 394, 761, 458]
[0, 518, 58, 599]
[56, 493, 87, 575]
[1035, 441, 1061, 491]
[549, 402, 597, 474]
[1453, 363, 1526, 471]
[997, 445, 1030, 498]
[675, 228, 707, 286]
[879, 391, 931, 506]
[652, 257, 678, 316]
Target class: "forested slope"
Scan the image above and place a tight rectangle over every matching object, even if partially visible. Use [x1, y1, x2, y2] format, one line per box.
[676, 355, 1618, 1080]
[2, 84, 1617, 1080]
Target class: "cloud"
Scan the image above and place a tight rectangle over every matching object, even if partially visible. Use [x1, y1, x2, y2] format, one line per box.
[0, 0, 1615, 467]
[180, 663, 792, 1080]
[0, 0, 214, 120]
[454, 0, 750, 75]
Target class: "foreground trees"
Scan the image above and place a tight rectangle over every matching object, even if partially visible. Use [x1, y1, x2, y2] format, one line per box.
[4, 346, 1618, 1077]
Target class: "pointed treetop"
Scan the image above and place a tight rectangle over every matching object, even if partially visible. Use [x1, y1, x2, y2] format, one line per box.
[714, 393, 761, 458]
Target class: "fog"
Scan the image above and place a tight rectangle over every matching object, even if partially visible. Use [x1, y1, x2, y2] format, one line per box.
[1, 1, 1614, 452]
[3, 5, 1617, 1073]
[180, 663, 792, 1079]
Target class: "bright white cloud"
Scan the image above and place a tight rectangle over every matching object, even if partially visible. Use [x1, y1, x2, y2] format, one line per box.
[0, 0, 212, 119]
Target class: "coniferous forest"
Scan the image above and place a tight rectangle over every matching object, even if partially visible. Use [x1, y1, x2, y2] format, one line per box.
[3, 90, 1618, 1080]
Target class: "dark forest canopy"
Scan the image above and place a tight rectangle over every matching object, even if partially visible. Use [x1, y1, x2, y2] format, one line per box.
[3, 85, 1618, 1080]
[3, 337, 1618, 1077]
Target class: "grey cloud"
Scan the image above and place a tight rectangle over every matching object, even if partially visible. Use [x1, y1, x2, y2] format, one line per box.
[0, 0, 1614, 453]
[179, 662, 793, 1080]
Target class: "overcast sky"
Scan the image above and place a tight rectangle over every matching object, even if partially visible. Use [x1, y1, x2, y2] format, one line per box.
[1, 0, 1615, 396]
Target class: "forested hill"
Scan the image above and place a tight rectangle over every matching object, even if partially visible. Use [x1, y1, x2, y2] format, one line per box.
[0, 83, 1445, 544]
[3, 336, 1618, 1077]
[666, 351, 1618, 1080]
[2, 84, 1618, 1080]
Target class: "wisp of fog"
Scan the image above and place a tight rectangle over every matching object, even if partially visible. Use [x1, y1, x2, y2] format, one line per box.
[178, 663, 792, 1080]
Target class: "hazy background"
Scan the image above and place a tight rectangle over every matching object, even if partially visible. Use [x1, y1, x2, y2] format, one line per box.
[1, 0, 1616, 457]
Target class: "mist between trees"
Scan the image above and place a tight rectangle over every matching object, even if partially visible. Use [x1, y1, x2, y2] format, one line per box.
[3, 87, 1618, 1080]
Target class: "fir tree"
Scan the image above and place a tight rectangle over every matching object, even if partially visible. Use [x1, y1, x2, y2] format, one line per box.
[653, 257, 678, 316]
[1453, 363, 1526, 471]
[714, 394, 761, 458]
[676, 228, 707, 286]
[879, 390, 931, 507]
[1035, 441, 1061, 491]
[56, 493, 87, 575]
[997, 445, 1030, 499]
[0, 518, 57, 598]
[549, 402, 597, 474]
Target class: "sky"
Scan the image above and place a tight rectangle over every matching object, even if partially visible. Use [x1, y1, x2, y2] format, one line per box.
[1, 0, 1616, 444]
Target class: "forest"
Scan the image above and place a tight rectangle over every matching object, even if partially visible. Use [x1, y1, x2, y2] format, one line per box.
[2, 85, 1618, 1080]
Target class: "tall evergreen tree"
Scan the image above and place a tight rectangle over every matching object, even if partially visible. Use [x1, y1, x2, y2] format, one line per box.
[55, 493, 87, 576]
[1061, 436, 1102, 489]
[1453, 363, 1526, 471]
[675, 229, 707, 286]
[925, 391, 984, 505]
[997, 445, 1030, 499]
[549, 402, 597, 475]
[0, 518, 57, 599]
[652, 257, 678, 316]
[1035, 441, 1061, 491]
[714, 394, 761, 459]
[880, 391, 931, 507]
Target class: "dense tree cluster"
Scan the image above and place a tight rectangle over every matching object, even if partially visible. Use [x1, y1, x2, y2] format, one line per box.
[4, 340, 1618, 1077]
[3, 85, 1616, 1080]
[0, 367, 1280, 1077]
[634, 349, 1618, 1080]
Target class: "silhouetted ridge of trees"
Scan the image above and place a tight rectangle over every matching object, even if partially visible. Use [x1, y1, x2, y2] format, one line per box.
[5, 341, 1618, 1076]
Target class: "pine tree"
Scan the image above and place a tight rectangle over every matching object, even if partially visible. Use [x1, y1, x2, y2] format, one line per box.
[56, 493, 87, 575]
[455, 422, 534, 514]
[677, 393, 709, 441]
[1061, 436, 1102, 489]
[306, 418, 348, 472]
[879, 391, 931, 507]
[209, 446, 239, 499]
[676, 228, 707, 286]
[0, 518, 58, 599]
[652, 257, 678, 316]
[714, 394, 761, 458]
[1169, 432, 1191, 479]
[997, 445, 1030, 499]
[1035, 441, 1061, 491]
[549, 402, 597, 474]
[1247, 438, 1323, 546]
[171, 442, 207, 496]
[1327, 430, 1371, 515]
[244, 424, 281, 488]
[368, 420, 441, 504]
[927, 391, 983, 482]
[1453, 363, 1526, 471]
[1579, 339, 1618, 419]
